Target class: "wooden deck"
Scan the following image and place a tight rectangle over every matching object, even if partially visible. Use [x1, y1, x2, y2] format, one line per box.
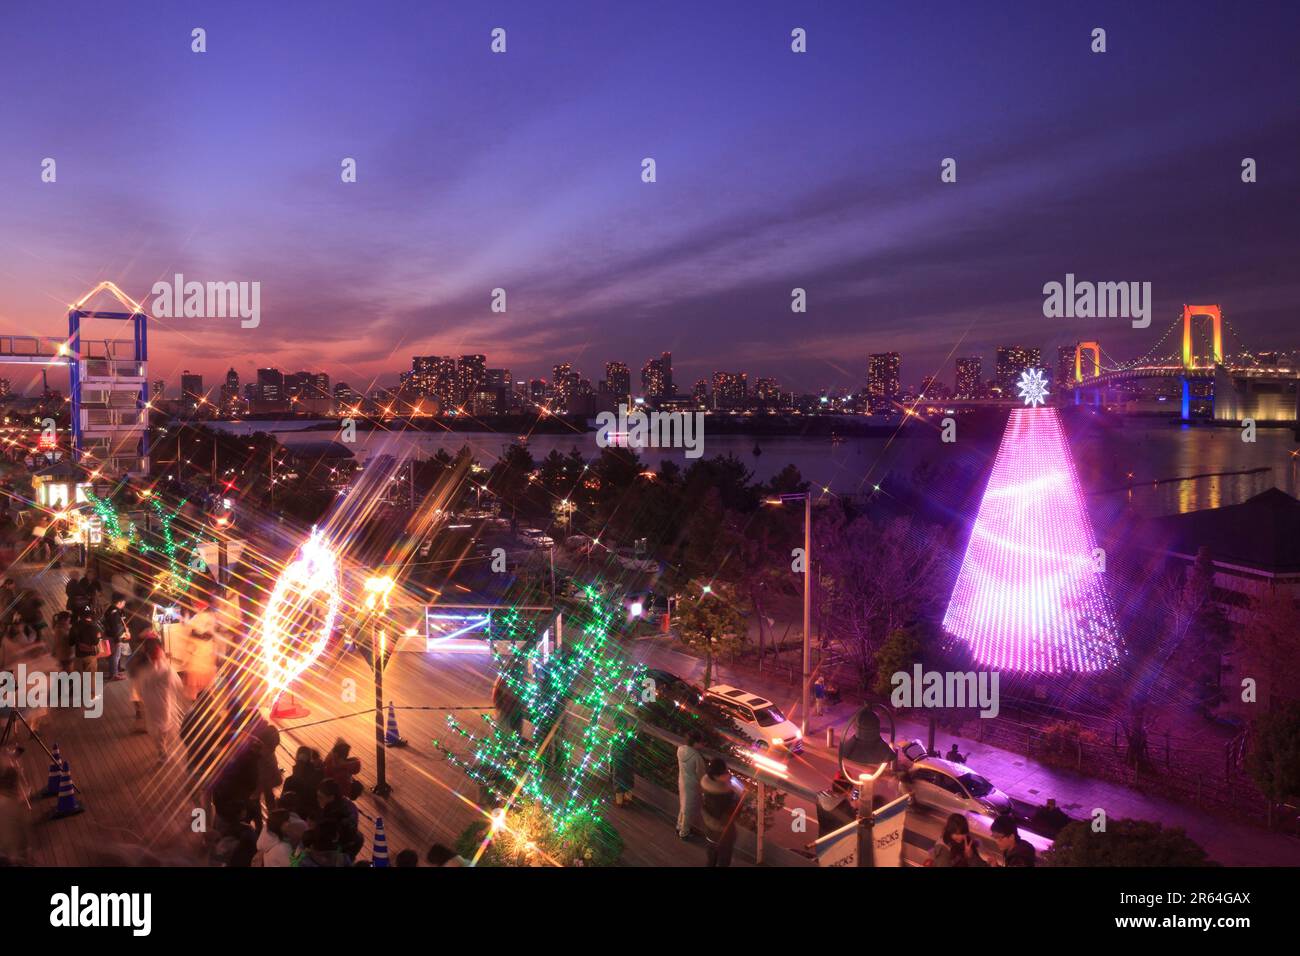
[6, 561, 756, 866]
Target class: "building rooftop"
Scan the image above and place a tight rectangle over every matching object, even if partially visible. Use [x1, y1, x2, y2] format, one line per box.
[1150, 487, 1300, 575]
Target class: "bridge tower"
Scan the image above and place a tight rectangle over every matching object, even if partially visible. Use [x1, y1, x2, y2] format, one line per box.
[68, 282, 150, 477]
[1074, 341, 1101, 405]
[1181, 304, 1223, 419]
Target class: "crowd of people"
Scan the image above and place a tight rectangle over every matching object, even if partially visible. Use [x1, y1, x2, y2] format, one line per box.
[207, 733, 466, 868]
[1, 561, 475, 868]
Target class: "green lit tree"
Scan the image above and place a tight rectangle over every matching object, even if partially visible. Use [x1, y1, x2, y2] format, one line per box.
[438, 585, 643, 864]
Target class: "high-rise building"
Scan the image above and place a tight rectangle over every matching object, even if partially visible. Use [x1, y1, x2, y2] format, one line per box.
[334, 381, 360, 412]
[995, 347, 1040, 395]
[867, 352, 901, 412]
[220, 367, 241, 415]
[552, 363, 580, 406]
[457, 354, 486, 405]
[754, 377, 780, 405]
[955, 357, 982, 399]
[180, 371, 204, 415]
[312, 372, 330, 399]
[257, 367, 284, 403]
[410, 356, 436, 395]
[529, 379, 547, 404]
[285, 371, 314, 401]
[691, 379, 709, 405]
[151, 380, 165, 402]
[1056, 344, 1078, 393]
[641, 352, 673, 399]
[483, 368, 512, 414]
[711, 371, 748, 408]
[919, 375, 949, 400]
[603, 362, 631, 400]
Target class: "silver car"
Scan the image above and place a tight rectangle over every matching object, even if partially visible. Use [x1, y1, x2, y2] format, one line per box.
[907, 757, 1013, 817]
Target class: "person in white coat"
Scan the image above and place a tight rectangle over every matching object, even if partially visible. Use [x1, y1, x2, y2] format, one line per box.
[181, 598, 219, 698]
[675, 730, 707, 839]
[129, 638, 184, 763]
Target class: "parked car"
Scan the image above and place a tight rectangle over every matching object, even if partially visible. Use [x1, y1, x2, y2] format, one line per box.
[906, 758, 1013, 817]
[704, 684, 803, 754]
[519, 528, 555, 549]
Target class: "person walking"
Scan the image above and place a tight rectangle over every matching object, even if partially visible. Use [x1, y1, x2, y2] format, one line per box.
[102, 593, 128, 681]
[70, 608, 101, 678]
[701, 758, 745, 867]
[129, 637, 184, 764]
[64, 573, 89, 616]
[50, 611, 73, 672]
[182, 597, 219, 698]
[812, 675, 827, 717]
[675, 730, 707, 839]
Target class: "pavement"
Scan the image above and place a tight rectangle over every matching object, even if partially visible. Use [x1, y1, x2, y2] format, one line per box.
[630, 634, 1300, 866]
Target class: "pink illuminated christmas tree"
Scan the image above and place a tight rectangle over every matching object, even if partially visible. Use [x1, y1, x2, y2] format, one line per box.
[942, 369, 1122, 673]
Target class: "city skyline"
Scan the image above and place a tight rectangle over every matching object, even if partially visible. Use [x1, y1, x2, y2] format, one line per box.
[2, 1, 1298, 397]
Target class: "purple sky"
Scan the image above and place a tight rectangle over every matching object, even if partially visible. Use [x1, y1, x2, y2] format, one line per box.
[2, 0, 1297, 396]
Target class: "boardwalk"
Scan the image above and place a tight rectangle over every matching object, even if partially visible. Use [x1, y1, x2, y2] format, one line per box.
[6, 561, 760, 867]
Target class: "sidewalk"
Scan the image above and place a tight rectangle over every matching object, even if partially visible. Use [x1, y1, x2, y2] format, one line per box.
[635, 635, 1300, 866]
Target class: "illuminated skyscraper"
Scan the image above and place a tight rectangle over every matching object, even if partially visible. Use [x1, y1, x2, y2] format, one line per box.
[711, 371, 748, 408]
[458, 354, 486, 404]
[603, 361, 631, 399]
[641, 352, 673, 399]
[867, 352, 900, 412]
[995, 346, 1040, 394]
[955, 357, 982, 399]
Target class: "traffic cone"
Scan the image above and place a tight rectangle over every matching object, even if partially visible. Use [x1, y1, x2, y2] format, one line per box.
[43, 744, 63, 797]
[52, 760, 84, 818]
[372, 816, 389, 867]
[384, 701, 407, 747]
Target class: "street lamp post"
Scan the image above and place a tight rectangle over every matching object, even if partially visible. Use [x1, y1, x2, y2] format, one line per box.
[801, 491, 811, 736]
[765, 492, 814, 736]
[364, 575, 395, 797]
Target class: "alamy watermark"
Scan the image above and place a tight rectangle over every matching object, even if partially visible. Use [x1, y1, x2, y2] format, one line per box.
[49, 886, 151, 936]
[1042, 273, 1151, 329]
[595, 403, 705, 459]
[0, 665, 103, 718]
[150, 272, 260, 328]
[890, 665, 1000, 718]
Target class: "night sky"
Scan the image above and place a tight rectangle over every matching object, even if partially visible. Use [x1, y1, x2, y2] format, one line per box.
[2, 0, 1297, 396]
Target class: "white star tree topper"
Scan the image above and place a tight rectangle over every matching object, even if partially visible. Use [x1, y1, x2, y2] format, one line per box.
[1017, 367, 1050, 407]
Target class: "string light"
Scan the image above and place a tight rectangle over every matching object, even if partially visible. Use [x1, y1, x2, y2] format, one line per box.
[440, 584, 641, 836]
[942, 407, 1122, 673]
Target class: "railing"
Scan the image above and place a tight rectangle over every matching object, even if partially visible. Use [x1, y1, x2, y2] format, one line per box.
[969, 710, 1271, 825]
[0, 335, 69, 358]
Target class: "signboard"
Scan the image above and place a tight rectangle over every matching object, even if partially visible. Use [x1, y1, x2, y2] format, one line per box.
[870, 794, 911, 867]
[813, 793, 911, 868]
[814, 819, 860, 868]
